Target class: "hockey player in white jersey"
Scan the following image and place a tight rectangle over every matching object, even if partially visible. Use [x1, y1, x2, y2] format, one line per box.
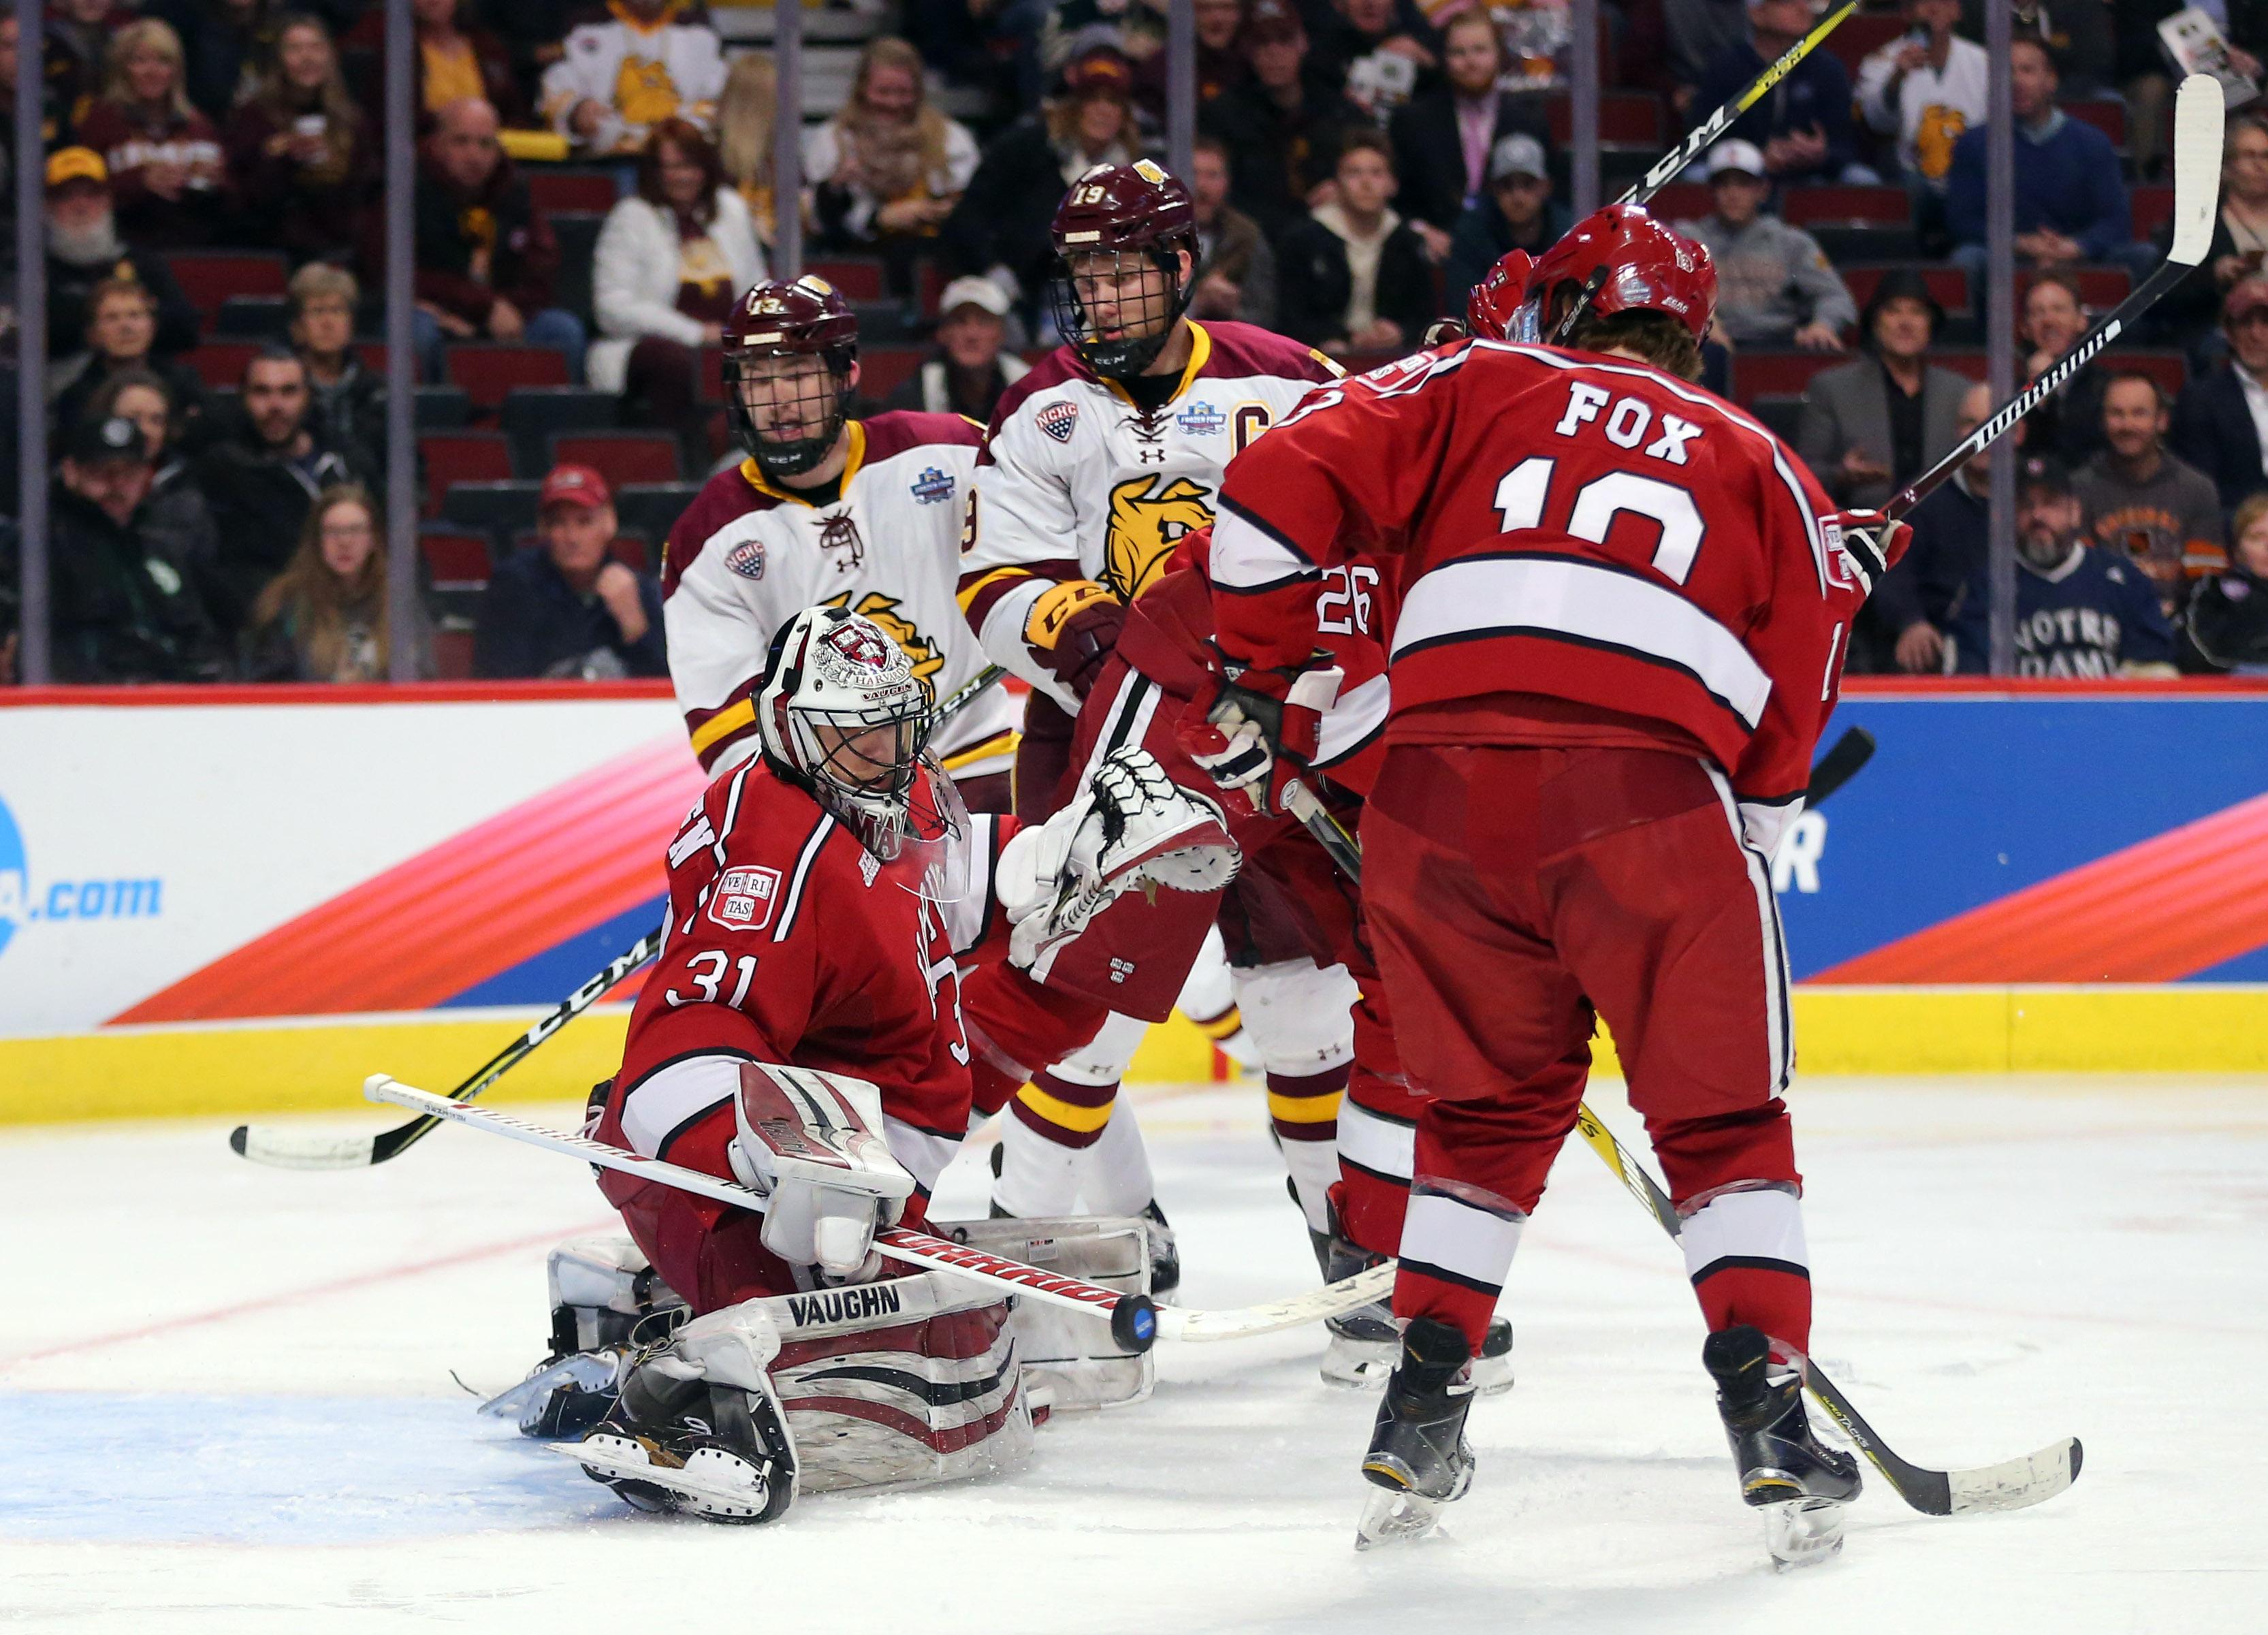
[955, 159, 1348, 1250]
[665, 275, 1019, 808]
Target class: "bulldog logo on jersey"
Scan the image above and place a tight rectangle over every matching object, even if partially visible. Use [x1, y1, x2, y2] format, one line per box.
[822, 590, 946, 683]
[1036, 401, 1079, 444]
[1105, 473, 1213, 600]
[709, 865, 782, 932]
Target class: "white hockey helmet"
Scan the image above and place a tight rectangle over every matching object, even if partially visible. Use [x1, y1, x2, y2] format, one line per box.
[756, 606, 953, 861]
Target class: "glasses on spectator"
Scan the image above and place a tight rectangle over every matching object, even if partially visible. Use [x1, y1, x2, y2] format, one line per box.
[322, 518, 374, 539]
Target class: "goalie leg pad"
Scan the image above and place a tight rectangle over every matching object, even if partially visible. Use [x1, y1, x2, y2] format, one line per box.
[936, 1215, 1155, 1410]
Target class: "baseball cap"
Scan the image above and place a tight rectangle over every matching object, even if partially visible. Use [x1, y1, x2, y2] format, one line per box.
[1241, 0, 1303, 47]
[46, 147, 108, 191]
[1488, 133, 1548, 184]
[1062, 44, 1134, 98]
[2225, 277, 2268, 323]
[65, 413, 150, 464]
[1706, 140, 1768, 181]
[2017, 453, 2075, 499]
[539, 462, 612, 513]
[938, 275, 1012, 319]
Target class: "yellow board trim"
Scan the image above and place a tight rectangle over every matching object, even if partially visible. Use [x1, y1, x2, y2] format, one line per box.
[1266, 1089, 1344, 1125]
[1012, 1079, 1117, 1134]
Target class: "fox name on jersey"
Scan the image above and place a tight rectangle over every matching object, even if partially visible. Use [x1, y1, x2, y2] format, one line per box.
[957, 320, 1343, 710]
[664, 411, 1019, 782]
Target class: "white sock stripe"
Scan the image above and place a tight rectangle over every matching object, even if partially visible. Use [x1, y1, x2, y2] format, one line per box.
[1399, 1189, 1525, 1290]
[1678, 1187, 1808, 1282]
[620, 1054, 746, 1158]
[1336, 1099, 1417, 1181]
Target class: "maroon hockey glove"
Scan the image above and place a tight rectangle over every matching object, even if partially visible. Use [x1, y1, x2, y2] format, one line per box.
[1025, 580, 1128, 701]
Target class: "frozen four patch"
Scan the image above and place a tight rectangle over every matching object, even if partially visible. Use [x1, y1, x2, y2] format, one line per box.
[1175, 400, 1225, 436]
[1036, 400, 1079, 443]
[910, 466, 955, 504]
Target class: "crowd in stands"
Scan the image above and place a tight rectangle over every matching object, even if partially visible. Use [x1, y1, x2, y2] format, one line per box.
[5, 0, 2268, 688]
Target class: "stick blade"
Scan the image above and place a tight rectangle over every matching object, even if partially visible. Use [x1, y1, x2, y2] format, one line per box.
[1947, 1436, 2083, 1514]
[230, 1123, 383, 1170]
[2169, 75, 2227, 266]
[1160, 1262, 1394, 1344]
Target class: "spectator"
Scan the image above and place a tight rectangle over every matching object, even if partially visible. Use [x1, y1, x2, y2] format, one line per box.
[473, 464, 667, 680]
[716, 52, 780, 247]
[1200, 0, 1365, 244]
[344, 0, 526, 127]
[44, 0, 124, 123]
[1795, 268, 1966, 510]
[222, 12, 374, 268]
[74, 18, 226, 251]
[946, 47, 1140, 311]
[1956, 0, 2111, 97]
[396, 97, 586, 384]
[1868, 377, 2000, 674]
[1663, 0, 1749, 97]
[287, 262, 385, 462]
[1854, 0, 1987, 211]
[1188, 133, 1278, 326]
[1311, 0, 1438, 121]
[243, 483, 431, 681]
[1443, 132, 1567, 315]
[89, 366, 214, 538]
[1676, 139, 1855, 351]
[540, 0, 726, 159]
[2172, 278, 2268, 512]
[1132, 0, 1249, 118]
[1946, 454, 2177, 677]
[2017, 271, 2108, 468]
[2179, 490, 2268, 673]
[591, 119, 766, 464]
[1689, 0, 1859, 184]
[884, 276, 1031, 422]
[2074, 371, 2226, 616]
[1276, 128, 1434, 356]
[1388, 9, 1548, 262]
[42, 147, 202, 360]
[2161, 113, 2268, 349]
[1946, 34, 2147, 298]
[806, 37, 980, 257]
[192, 346, 377, 626]
[152, 0, 285, 122]
[46, 413, 231, 682]
[50, 275, 212, 444]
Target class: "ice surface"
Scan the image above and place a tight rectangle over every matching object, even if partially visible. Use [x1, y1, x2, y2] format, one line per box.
[3, 1077, 2263, 1634]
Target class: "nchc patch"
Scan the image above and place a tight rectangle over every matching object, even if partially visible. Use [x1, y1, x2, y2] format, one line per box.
[724, 537, 767, 580]
[1036, 400, 1079, 444]
[708, 865, 782, 931]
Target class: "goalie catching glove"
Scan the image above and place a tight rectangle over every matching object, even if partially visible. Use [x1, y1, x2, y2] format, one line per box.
[1176, 652, 1343, 819]
[725, 1064, 915, 1281]
[999, 746, 1241, 972]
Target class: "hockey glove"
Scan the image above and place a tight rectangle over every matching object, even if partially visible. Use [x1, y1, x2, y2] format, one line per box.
[998, 747, 1240, 973]
[1025, 580, 1128, 701]
[1823, 509, 1910, 599]
[1176, 652, 1342, 819]
[726, 1063, 914, 1282]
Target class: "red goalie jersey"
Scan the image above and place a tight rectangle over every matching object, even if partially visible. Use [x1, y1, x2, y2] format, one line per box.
[1209, 341, 1864, 808]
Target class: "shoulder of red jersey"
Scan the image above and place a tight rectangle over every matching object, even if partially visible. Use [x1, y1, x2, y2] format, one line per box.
[680, 760, 864, 945]
[1194, 320, 1344, 384]
[857, 409, 985, 464]
[1471, 340, 1787, 452]
[662, 460, 779, 598]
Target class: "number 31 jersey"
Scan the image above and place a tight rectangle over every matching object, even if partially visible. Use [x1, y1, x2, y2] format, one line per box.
[663, 411, 1020, 782]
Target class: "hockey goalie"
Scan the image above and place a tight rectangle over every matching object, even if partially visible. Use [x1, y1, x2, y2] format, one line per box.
[486, 605, 1235, 1523]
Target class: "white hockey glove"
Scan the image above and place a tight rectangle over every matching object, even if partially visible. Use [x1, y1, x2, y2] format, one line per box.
[1822, 509, 1909, 599]
[726, 1064, 915, 1281]
[998, 748, 1241, 972]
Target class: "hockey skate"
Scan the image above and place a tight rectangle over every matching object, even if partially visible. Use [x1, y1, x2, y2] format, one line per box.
[480, 1347, 628, 1440]
[1354, 1318, 1477, 1549]
[562, 1331, 798, 1525]
[1309, 1213, 1510, 1395]
[1704, 1324, 1860, 1569]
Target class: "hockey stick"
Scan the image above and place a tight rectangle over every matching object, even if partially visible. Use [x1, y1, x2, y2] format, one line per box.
[230, 665, 1015, 1172]
[1547, 2, 1857, 344]
[1883, 73, 2224, 520]
[364, 1075, 1394, 1350]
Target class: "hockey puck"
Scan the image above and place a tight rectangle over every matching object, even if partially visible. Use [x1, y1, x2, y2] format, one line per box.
[1110, 1294, 1159, 1354]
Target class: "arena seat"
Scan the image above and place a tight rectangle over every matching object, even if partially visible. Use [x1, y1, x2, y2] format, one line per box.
[2061, 99, 2126, 151]
[1823, 10, 1906, 75]
[524, 168, 622, 216]
[444, 343, 573, 415]
[419, 527, 494, 590]
[808, 258, 887, 302]
[1646, 182, 1713, 224]
[855, 346, 925, 402]
[165, 250, 289, 326]
[1544, 91, 1663, 145]
[185, 340, 263, 390]
[432, 627, 475, 678]
[413, 385, 473, 430]
[550, 431, 685, 488]
[214, 296, 289, 338]
[443, 479, 545, 547]
[2133, 185, 2176, 243]
[1749, 394, 1808, 445]
[1780, 186, 1911, 227]
[613, 482, 703, 547]
[1840, 264, 1968, 313]
[500, 387, 618, 475]
[419, 431, 513, 518]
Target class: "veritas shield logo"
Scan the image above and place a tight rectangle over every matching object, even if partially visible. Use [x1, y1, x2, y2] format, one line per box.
[708, 866, 782, 932]
[825, 620, 894, 671]
[822, 590, 944, 682]
[1104, 473, 1213, 600]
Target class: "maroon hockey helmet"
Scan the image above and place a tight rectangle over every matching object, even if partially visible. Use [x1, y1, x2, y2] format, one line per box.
[1048, 159, 1200, 379]
[1467, 249, 1535, 342]
[1514, 204, 1717, 346]
[721, 275, 861, 479]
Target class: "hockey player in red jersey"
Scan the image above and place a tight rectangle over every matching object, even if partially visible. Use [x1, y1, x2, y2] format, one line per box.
[509, 605, 1232, 1525]
[1183, 206, 1906, 1561]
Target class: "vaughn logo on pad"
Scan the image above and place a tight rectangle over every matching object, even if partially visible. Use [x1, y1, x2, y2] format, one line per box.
[709, 866, 782, 931]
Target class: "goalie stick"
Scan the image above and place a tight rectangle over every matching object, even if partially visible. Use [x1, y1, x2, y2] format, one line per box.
[1883, 73, 2224, 520]
[364, 1075, 1393, 1350]
[229, 665, 1012, 1172]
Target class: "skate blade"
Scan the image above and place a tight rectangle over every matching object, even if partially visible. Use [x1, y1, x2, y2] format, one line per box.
[1762, 1497, 1847, 1570]
[1321, 1334, 1396, 1390]
[477, 1351, 621, 1430]
[1355, 1479, 1451, 1551]
[1469, 1349, 1514, 1399]
[552, 1435, 777, 1523]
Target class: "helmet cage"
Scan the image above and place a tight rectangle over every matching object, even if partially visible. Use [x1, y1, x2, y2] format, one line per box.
[724, 342, 857, 480]
[1048, 240, 1194, 380]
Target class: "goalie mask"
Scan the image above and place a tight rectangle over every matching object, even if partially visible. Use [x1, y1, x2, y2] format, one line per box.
[1047, 160, 1200, 381]
[1511, 204, 1717, 345]
[756, 607, 962, 865]
[723, 277, 860, 480]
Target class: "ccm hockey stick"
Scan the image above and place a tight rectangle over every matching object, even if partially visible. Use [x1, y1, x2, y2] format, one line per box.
[231, 665, 1013, 1172]
[1550, 2, 1857, 343]
[1883, 73, 2224, 520]
[366, 1075, 1393, 1349]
